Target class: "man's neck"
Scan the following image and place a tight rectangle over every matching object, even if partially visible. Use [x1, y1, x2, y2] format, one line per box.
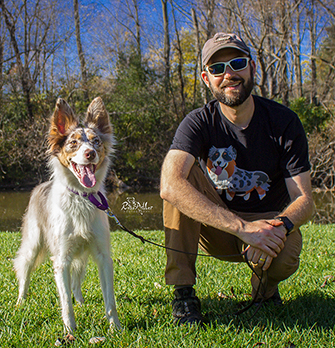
[219, 95, 255, 129]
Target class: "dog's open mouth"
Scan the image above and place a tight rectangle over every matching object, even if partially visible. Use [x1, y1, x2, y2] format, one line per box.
[214, 165, 223, 175]
[71, 162, 97, 188]
[213, 162, 228, 175]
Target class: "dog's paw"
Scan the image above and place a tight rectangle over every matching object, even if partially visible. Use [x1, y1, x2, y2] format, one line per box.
[110, 321, 122, 332]
[89, 336, 106, 344]
[74, 296, 84, 305]
[16, 297, 25, 307]
[55, 333, 75, 346]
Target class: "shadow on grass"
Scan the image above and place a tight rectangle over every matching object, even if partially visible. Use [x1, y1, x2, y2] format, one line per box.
[118, 292, 172, 330]
[201, 290, 335, 330]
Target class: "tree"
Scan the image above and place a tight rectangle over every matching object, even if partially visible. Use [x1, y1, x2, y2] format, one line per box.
[0, 13, 4, 100]
[316, 24, 335, 111]
[191, 7, 206, 105]
[171, 0, 186, 119]
[73, 0, 88, 101]
[161, 0, 170, 92]
[308, 0, 318, 105]
[0, 0, 57, 119]
[107, 49, 175, 186]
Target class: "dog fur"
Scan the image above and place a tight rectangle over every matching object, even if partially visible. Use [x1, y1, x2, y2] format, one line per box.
[13, 97, 121, 332]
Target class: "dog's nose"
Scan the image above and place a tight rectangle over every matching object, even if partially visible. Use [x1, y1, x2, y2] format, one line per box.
[84, 149, 96, 160]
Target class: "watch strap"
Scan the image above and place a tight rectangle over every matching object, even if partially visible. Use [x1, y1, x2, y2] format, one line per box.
[276, 216, 294, 235]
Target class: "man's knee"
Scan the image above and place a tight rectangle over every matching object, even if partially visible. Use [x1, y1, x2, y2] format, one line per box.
[268, 230, 302, 282]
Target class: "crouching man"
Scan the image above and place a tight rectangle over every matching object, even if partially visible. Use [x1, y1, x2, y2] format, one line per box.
[160, 32, 314, 325]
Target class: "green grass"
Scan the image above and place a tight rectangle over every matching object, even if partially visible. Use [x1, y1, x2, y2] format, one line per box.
[1, 223, 335, 347]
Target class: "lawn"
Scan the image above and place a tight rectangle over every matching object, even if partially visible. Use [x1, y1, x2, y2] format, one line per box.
[0, 223, 335, 347]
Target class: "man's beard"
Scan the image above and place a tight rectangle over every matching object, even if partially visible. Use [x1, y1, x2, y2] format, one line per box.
[208, 71, 254, 107]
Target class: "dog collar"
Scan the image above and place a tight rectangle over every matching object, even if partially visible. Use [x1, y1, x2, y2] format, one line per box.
[67, 187, 109, 211]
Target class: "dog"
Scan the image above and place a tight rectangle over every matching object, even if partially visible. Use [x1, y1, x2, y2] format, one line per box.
[207, 145, 270, 201]
[13, 97, 121, 333]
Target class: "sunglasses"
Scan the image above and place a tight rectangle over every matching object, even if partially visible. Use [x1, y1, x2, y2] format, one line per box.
[205, 57, 250, 76]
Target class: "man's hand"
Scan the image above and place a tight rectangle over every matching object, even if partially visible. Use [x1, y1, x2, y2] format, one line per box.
[238, 219, 286, 258]
[243, 245, 273, 271]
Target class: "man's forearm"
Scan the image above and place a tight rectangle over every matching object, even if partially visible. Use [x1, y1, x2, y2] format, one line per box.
[277, 194, 315, 231]
[162, 176, 245, 235]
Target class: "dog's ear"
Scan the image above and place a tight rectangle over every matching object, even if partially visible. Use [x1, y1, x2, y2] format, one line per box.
[227, 145, 237, 160]
[208, 146, 217, 159]
[85, 97, 113, 135]
[48, 99, 78, 154]
[50, 98, 78, 135]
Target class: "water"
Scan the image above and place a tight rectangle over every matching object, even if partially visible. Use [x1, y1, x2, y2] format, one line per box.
[0, 190, 334, 232]
[0, 190, 164, 232]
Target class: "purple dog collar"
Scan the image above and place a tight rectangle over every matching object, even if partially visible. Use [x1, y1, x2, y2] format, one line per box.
[67, 187, 109, 211]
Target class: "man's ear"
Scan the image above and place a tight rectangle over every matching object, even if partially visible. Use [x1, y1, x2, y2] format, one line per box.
[201, 71, 210, 88]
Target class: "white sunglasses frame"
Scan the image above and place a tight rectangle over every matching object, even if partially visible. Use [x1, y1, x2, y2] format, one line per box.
[205, 57, 251, 76]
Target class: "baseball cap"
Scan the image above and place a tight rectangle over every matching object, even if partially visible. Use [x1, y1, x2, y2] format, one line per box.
[202, 33, 251, 68]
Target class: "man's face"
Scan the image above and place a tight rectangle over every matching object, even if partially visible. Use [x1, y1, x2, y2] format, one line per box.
[202, 48, 255, 107]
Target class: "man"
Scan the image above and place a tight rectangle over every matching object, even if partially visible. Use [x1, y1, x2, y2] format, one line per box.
[160, 32, 314, 326]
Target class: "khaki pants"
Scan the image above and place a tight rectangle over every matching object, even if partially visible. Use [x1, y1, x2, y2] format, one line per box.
[163, 165, 302, 300]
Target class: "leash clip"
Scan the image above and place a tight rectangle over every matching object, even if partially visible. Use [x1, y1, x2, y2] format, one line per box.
[87, 192, 109, 211]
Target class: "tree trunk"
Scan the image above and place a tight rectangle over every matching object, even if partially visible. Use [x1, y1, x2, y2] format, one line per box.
[278, 0, 289, 106]
[309, 0, 318, 105]
[172, 2, 185, 120]
[0, 17, 3, 99]
[73, 0, 88, 101]
[191, 8, 206, 105]
[0, 0, 33, 119]
[133, 0, 141, 58]
[161, 0, 170, 93]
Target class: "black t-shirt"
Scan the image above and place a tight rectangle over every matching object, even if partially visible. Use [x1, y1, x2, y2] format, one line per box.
[170, 96, 310, 213]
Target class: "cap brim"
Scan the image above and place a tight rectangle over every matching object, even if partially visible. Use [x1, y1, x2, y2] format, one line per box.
[203, 45, 250, 67]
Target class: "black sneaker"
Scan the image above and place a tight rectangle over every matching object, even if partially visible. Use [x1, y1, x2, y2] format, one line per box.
[171, 287, 204, 326]
[238, 288, 283, 309]
[254, 288, 283, 307]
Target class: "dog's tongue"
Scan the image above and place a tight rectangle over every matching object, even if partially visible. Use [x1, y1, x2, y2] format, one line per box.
[78, 165, 96, 188]
[215, 166, 223, 175]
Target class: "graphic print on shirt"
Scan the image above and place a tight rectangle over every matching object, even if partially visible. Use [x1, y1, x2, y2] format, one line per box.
[206, 145, 270, 201]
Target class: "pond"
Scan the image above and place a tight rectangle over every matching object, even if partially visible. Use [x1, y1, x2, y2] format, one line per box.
[0, 190, 334, 232]
[0, 191, 164, 232]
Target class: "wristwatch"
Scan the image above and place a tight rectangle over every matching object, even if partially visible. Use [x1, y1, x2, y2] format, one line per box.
[276, 216, 294, 235]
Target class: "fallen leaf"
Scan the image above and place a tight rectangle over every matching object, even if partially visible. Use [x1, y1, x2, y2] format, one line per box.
[154, 282, 162, 289]
[65, 334, 75, 342]
[218, 292, 229, 299]
[55, 334, 75, 346]
[321, 275, 334, 288]
[252, 342, 265, 347]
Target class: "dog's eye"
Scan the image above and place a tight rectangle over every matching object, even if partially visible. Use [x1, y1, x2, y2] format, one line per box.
[212, 152, 219, 160]
[92, 138, 100, 146]
[70, 140, 78, 146]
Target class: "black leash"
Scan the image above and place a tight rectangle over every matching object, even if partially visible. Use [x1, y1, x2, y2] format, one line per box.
[104, 201, 267, 317]
[70, 188, 267, 317]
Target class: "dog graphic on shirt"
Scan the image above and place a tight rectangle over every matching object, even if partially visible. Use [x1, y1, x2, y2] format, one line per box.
[206, 145, 270, 201]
